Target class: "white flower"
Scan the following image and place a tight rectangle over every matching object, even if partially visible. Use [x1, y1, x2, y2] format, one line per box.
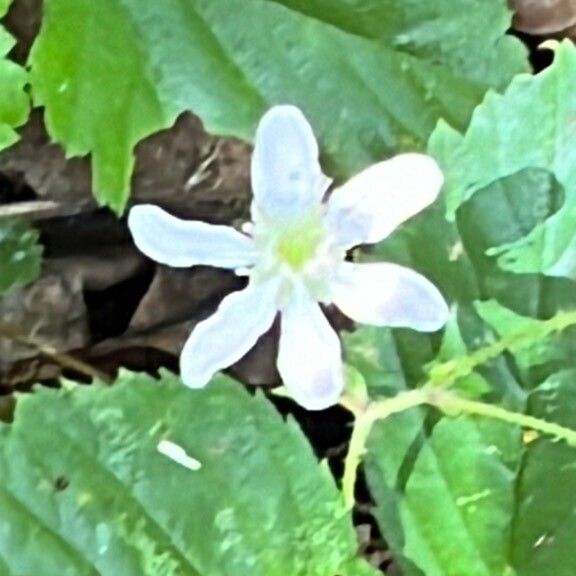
[128, 105, 449, 410]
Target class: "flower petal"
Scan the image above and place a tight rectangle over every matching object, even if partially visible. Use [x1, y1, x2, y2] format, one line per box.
[326, 153, 444, 248]
[277, 292, 343, 410]
[331, 262, 449, 332]
[251, 105, 330, 221]
[128, 204, 257, 269]
[180, 280, 279, 388]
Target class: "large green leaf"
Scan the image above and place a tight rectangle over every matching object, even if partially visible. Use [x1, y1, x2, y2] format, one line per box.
[430, 41, 576, 279]
[345, 326, 523, 576]
[263, 0, 527, 88]
[398, 417, 519, 576]
[0, 0, 30, 149]
[0, 372, 377, 576]
[0, 219, 42, 295]
[348, 309, 576, 575]
[29, 0, 525, 212]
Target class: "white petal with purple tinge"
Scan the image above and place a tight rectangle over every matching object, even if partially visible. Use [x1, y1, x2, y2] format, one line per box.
[128, 205, 257, 269]
[180, 280, 280, 388]
[331, 262, 449, 332]
[251, 105, 330, 222]
[326, 154, 444, 249]
[277, 292, 344, 410]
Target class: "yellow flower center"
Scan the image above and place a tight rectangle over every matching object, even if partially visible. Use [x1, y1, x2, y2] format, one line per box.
[275, 212, 325, 270]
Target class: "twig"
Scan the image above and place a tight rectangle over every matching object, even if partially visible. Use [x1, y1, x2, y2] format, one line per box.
[0, 323, 112, 384]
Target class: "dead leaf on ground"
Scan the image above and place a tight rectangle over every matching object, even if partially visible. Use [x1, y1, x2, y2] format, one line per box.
[510, 0, 576, 35]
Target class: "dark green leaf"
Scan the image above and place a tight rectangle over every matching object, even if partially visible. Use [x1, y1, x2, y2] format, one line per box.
[0, 0, 30, 149]
[510, 369, 576, 576]
[0, 219, 42, 295]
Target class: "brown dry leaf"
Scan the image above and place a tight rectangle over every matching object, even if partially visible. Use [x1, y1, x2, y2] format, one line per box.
[510, 0, 576, 34]
[0, 268, 89, 373]
[91, 267, 280, 387]
[129, 267, 242, 334]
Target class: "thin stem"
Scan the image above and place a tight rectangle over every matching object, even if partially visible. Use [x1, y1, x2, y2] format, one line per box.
[430, 391, 576, 447]
[342, 412, 374, 510]
[341, 389, 427, 509]
[341, 386, 576, 508]
[0, 323, 112, 384]
[428, 309, 576, 389]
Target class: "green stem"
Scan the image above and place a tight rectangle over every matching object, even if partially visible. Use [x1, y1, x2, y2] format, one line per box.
[341, 389, 427, 509]
[430, 391, 576, 447]
[428, 309, 576, 389]
[341, 386, 576, 508]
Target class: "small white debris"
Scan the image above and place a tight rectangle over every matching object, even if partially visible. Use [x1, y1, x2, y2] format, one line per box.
[449, 242, 464, 262]
[157, 440, 202, 471]
[534, 534, 548, 548]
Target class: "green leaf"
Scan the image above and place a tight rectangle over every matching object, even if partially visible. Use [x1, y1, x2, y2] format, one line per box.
[430, 41, 576, 279]
[475, 300, 558, 371]
[0, 372, 377, 576]
[0, 219, 42, 295]
[29, 0, 525, 212]
[475, 300, 576, 386]
[0, 1, 30, 149]
[29, 0, 173, 213]
[426, 309, 491, 398]
[346, 326, 523, 576]
[510, 369, 576, 576]
[455, 169, 567, 314]
[398, 417, 519, 576]
[266, 0, 527, 88]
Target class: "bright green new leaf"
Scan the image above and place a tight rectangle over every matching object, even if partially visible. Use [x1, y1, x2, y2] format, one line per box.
[0, 0, 30, 149]
[0, 219, 42, 294]
[430, 41, 576, 279]
[0, 372, 377, 576]
[29, 0, 526, 212]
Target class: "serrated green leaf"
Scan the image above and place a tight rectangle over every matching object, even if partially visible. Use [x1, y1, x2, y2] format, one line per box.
[0, 1, 30, 150]
[0, 372, 377, 576]
[430, 41, 576, 279]
[510, 369, 576, 576]
[29, 0, 525, 212]
[29, 0, 173, 213]
[345, 326, 523, 576]
[398, 417, 519, 576]
[0, 219, 42, 295]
